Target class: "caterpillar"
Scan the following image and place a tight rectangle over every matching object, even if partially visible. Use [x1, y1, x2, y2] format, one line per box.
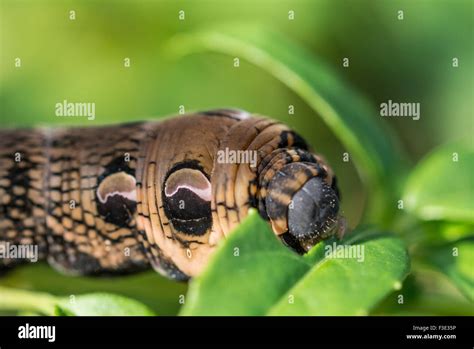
[0, 109, 345, 281]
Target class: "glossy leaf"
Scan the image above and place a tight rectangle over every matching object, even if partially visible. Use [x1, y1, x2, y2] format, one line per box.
[56, 293, 156, 316]
[0, 287, 155, 316]
[403, 142, 474, 223]
[422, 237, 474, 301]
[181, 210, 409, 315]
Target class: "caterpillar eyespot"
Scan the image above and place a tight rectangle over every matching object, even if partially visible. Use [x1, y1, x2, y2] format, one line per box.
[0, 109, 344, 281]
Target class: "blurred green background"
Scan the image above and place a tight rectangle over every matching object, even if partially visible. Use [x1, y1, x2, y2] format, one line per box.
[0, 0, 472, 315]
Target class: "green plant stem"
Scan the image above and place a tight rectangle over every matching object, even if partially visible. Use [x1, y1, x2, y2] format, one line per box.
[0, 286, 59, 315]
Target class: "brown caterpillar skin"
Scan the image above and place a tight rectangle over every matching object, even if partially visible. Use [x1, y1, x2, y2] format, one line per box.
[0, 109, 343, 280]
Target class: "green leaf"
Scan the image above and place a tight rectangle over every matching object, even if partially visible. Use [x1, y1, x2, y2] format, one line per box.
[0, 286, 58, 315]
[0, 286, 156, 316]
[181, 210, 311, 316]
[181, 210, 409, 315]
[403, 142, 474, 223]
[373, 272, 474, 316]
[0, 263, 186, 315]
[416, 221, 474, 245]
[270, 232, 410, 315]
[421, 237, 474, 302]
[56, 293, 156, 316]
[165, 25, 407, 219]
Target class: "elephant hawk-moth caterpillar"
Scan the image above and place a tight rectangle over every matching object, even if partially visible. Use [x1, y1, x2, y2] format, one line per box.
[0, 109, 345, 281]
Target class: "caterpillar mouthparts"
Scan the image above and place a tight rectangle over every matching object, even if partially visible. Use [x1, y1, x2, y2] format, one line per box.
[0, 109, 344, 281]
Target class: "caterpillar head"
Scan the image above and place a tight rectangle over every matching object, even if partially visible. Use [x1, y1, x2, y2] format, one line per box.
[259, 154, 345, 253]
[205, 110, 346, 254]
